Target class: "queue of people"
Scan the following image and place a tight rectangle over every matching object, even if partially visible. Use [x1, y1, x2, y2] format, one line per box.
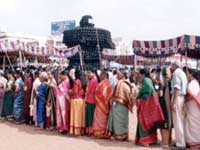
[0, 62, 199, 150]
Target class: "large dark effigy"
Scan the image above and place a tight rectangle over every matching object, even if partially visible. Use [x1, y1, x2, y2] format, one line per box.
[63, 15, 114, 69]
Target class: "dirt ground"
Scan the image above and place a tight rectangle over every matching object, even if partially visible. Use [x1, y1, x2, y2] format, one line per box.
[0, 107, 172, 150]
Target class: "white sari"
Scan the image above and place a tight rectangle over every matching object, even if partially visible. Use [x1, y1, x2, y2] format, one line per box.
[185, 79, 200, 147]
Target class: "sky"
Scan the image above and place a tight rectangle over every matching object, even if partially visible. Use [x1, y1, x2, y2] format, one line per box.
[0, 0, 200, 41]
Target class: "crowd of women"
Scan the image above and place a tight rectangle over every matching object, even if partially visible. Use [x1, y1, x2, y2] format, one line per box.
[0, 62, 199, 150]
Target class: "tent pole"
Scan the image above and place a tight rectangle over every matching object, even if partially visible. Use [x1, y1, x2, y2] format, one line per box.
[19, 49, 23, 70]
[3, 50, 14, 71]
[134, 54, 137, 71]
[96, 28, 102, 70]
[3, 56, 5, 71]
[185, 49, 188, 74]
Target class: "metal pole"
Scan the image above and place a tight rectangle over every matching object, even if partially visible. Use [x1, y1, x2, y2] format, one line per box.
[96, 29, 102, 70]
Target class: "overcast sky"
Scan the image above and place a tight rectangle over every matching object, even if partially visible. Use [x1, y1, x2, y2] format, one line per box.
[0, 0, 200, 41]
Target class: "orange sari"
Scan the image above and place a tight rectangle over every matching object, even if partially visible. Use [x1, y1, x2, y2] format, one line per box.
[93, 79, 113, 138]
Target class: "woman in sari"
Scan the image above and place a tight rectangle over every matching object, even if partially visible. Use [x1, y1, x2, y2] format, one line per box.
[135, 69, 164, 146]
[23, 70, 33, 124]
[93, 71, 113, 139]
[69, 70, 85, 136]
[45, 71, 57, 130]
[30, 71, 41, 126]
[153, 68, 172, 148]
[0, 70, 7, 116]
[13, 70, 25, 123]
[107, 70, 133, 141]
[36, 72, 48, 129]
[1, 71, 14, 118]
[55, 70, 71, 133]
[185, 68, 200, 148]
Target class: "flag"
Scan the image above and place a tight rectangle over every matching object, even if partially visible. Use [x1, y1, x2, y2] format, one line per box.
[64, 45, 80, 58]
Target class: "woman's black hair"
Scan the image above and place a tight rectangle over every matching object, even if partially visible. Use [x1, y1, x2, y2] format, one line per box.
[140, 68, 150, 78]
[95, 70, 100, 83]
[60, 70, 67, 76]
[188, 68, 200, 82]
[75, 70, 81, 80]
[129, 75, 135, 83]
[16, 70, 23, 77]
[67, 73, 74, 89]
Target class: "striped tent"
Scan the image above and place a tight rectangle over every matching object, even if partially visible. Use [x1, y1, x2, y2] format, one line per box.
[102, 54, 171, 65]
[133, 35, 200, 58]
[0, 39, 80, 59]
[102, 54, 135, 65]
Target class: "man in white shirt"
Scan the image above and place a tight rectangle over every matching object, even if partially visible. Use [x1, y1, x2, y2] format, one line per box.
[171, 61, 188, 149]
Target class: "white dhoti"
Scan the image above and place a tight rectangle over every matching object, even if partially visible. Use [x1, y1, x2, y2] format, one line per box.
[172, 95, 186, 148]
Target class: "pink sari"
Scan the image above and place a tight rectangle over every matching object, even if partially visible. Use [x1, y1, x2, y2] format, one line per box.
[55, 79, 70, 132]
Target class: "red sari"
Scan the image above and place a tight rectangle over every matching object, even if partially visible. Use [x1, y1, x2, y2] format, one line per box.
[93, 79, 113, 138]
[55, 79, 70, 133]
[23, 77, 33, 124]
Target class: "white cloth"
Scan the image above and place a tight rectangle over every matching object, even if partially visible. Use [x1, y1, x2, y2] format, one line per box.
[185, 80, 200, 146]
[172, 95, 186, 148]
[109, 73, 117, 89]
[0, 76, 7, 89]
[171, 68, 188, 96]
[30, 78, 41, 125]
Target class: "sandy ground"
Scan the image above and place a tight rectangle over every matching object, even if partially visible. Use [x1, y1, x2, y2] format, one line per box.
[0, 107, 171, 150]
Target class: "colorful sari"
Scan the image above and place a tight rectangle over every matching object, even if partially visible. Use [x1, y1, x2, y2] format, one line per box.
[45, 85, 57, 129]
[185, 79, 200, 147]
[55, 79, 70, 133]
[93, 79, 113, 138]
[13, 78, 24, 122]
[135, 77, 164, 146]
[107, 79, 133, 140]
[36, 83, 48, 128]
[1, 80, 14, 118]
[70, 79, 85, 136]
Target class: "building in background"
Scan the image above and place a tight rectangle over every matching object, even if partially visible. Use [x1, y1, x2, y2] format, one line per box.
[51, 20, 76, 35]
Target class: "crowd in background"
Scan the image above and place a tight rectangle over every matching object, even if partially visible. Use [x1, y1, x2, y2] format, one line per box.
[0, 62, 200, 150]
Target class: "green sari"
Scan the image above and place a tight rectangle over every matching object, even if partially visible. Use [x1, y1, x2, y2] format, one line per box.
[1, 80, 14, 118]
[135, 77, 164, 146]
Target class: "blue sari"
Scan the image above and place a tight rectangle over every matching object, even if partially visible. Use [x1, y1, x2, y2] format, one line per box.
[36, 83, 48, 127]
[13, 78, 24, 121]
